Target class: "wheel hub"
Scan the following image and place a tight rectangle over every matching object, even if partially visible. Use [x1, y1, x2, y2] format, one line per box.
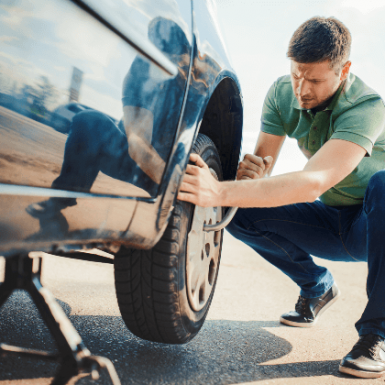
[186, 168, 222, 312]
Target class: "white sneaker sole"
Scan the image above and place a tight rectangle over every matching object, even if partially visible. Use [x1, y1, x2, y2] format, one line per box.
[339, 364, 385, 379]
[279, 289, 341, 328]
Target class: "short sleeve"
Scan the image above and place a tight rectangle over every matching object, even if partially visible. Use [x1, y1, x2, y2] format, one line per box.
[331, 98, 385, 156]
[260, 81, 286, 136]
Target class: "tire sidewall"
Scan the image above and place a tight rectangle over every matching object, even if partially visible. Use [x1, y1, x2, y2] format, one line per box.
[176, 139, 223, 339]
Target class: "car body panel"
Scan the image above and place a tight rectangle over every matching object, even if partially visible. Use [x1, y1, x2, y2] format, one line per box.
[79, 0, 190, 76]
[0, 190, 137, 257]
[0, 0, 190, 197]
[0, 0, 243, 256]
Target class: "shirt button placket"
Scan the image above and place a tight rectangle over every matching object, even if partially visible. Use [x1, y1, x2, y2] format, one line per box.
[309, 116, 319, 150]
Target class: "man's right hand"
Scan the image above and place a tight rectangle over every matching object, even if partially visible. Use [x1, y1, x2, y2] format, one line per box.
[236, 154, 273, 180]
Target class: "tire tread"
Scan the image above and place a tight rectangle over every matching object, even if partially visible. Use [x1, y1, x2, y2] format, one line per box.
[114, 134, 222, 344]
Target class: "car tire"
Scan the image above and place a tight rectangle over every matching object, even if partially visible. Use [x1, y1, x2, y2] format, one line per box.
[114, 133, 223, 344]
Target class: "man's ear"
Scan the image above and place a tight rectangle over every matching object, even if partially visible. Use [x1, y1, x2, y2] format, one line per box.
[340, 61, 351, 81]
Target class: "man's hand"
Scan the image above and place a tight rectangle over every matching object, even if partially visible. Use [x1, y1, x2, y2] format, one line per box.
[236, 154, 273, 180]
[177, 154, 222, 207]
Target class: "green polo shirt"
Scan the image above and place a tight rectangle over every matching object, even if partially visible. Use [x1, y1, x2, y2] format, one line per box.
[261, 72, 385, 206]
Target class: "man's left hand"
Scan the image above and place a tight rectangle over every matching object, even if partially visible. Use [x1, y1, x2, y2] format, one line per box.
[177, 154, 222, 207]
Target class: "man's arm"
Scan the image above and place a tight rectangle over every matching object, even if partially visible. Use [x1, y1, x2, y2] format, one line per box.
[178, 138, 366, 208]
[123, 105, 166, 184]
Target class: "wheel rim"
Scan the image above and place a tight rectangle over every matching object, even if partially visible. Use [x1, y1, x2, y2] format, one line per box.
[186, 168, 222, 312]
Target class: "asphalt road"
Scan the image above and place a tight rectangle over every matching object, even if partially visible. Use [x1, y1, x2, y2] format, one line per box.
[0, 232, 383, 385]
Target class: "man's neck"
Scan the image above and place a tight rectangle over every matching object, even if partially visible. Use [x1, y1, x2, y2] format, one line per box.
[311, 96, 334, 113]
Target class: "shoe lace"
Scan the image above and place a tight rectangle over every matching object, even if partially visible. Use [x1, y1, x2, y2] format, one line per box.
[353, 334, 384, 358]
[294, 296, 311, 315]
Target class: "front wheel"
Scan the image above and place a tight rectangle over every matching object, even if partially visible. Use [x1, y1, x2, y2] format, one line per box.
[114, 133, 223, 343]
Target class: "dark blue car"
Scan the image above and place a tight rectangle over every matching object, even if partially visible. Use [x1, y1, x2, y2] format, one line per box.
[0, 0, 243, 346]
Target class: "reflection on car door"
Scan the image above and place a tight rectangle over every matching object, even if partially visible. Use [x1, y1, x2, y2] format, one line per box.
[0, 0, 192, 199]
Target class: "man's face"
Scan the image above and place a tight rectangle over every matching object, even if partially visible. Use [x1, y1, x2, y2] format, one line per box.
[290, 60, 350, 110]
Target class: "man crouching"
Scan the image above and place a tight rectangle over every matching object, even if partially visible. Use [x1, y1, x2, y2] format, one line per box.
[178, 17, 385, 379]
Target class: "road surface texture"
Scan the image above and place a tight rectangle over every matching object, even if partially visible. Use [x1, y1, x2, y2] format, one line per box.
[0, 231, 383, 385]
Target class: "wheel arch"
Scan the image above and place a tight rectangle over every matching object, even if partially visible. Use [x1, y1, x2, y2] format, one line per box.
[197, 75, 243, 181]
[152, 72, 244, 242]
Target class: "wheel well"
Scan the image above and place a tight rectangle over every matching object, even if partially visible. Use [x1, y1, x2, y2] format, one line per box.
[198, 77, 243, 181]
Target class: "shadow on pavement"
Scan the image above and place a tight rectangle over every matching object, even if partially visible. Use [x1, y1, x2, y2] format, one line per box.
[0, 291, 345, 384]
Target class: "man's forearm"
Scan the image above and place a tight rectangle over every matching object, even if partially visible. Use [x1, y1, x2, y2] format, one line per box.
[219, 170, 322, 208]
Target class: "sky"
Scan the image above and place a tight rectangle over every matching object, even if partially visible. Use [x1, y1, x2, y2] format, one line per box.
[215, 0, 385, 175]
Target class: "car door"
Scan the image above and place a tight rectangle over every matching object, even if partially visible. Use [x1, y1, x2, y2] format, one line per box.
[0, 0, 192, 251]
[0, 0, 192, 197]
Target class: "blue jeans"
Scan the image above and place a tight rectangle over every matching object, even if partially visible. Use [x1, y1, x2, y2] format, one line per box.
[226, 170, 385, 339]
[53, 110, 155, 194]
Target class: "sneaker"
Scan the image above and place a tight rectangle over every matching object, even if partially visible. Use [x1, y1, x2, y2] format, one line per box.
[339, 334, 385, 378]
[280, 284, 340, 327]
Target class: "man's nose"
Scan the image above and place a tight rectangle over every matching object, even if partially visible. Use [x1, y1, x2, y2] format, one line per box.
[297, 80, 311, 98]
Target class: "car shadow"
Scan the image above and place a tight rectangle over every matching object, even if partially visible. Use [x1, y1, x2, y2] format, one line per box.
[0, 291, 349, 384]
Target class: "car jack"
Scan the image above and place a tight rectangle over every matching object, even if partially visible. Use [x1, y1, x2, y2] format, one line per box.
[0, 253, 121, 385]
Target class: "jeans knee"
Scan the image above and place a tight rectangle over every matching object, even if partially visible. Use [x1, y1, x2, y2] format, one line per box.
[72, 110, 111, 131]
[366, 170, 385, 196]
[71, 110, 119, 148]
[226, 209, 248, 239]
[364, 170, 385, 211]
[368, 170, 385, 189]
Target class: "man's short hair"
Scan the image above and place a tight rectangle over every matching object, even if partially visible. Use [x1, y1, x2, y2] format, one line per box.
[287, 17, 351, 72]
